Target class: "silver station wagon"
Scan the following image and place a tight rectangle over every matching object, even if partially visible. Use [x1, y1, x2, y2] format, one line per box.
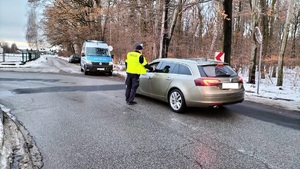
[136, 58, 245, 113]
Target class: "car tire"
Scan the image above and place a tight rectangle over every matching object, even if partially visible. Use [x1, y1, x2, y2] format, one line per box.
[84, 65, 88, 75]
[108, 72, 112, 76]
[168, 89, 186, 113]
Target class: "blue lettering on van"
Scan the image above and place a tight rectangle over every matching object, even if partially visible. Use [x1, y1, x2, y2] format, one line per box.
[86, 56, 112, 63]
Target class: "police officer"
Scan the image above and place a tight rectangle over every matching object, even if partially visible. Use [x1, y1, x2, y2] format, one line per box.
[125, 44, 154, 105]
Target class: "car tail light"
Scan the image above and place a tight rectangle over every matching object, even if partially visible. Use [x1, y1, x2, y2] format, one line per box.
[194, 78, 221, 86]
[238, 76, 243, 83]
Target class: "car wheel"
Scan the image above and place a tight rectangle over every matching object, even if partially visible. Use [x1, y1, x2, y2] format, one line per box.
[108, 72, 112, 76]
[168, 89, 186, 113]
[84, 65, 88, 75]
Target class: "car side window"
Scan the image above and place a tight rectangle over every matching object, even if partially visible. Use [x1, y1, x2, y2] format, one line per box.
[149, 62, 159, 71]
[155, 62, 167, 73]
[156, 62, 176, 73]
[178, 65, 192, 75]
[171, 64, 179, 74]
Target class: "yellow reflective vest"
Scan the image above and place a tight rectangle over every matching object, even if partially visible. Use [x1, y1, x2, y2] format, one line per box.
[126, 51, 147, 74]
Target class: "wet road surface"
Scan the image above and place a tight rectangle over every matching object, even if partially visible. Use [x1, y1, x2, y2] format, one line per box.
[0, 71, 299, 169]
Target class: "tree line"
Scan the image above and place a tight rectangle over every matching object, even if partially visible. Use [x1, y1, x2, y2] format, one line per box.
[27, 0, 300, 86]
[0, 41, 19, 53]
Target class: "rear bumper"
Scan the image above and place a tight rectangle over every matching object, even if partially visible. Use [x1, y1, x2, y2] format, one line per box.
[185, 91, 245, 107]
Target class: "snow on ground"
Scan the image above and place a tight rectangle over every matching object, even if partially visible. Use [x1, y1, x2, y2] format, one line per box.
[1, 54, 300, 111]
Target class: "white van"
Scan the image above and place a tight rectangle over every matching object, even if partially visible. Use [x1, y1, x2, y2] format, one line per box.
[80, 40, 113, 76]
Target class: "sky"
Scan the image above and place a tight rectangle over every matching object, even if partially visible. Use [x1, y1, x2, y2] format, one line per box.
[0, 54, 300, 112]
[0, 0, 29, 49]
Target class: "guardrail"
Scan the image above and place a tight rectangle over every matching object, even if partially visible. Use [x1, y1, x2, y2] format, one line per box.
[21, 51, 40, 63]
[0, 51, 40, 63]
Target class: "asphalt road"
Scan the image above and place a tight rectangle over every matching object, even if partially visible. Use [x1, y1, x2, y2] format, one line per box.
[0, 70, 299, 169]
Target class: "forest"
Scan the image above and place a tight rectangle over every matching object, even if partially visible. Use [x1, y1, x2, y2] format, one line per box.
[25, 0, 300, 85]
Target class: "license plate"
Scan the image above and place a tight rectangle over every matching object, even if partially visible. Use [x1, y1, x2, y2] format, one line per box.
[97, 68, 105, 70]
[222, 83, 239, 89]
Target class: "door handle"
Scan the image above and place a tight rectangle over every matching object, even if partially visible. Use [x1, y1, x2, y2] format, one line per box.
[166, 77, 171, 80]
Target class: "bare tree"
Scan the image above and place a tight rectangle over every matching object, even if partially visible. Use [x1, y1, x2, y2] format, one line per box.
[26, 6, 39, 50]
[260, 0, 268, 58]
[248, 0, 259, 84]
[277, 0, 295, 86]
[38, 0, 299, 71]
[0, 42, 10, 53]
[11, 43, 18, 53]
[222, 0, 232, 64]
[291, 2, 300, 58]
[159, 0, 171, 58]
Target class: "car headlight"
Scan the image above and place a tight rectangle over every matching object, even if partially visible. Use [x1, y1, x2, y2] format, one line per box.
[109, 62, 113, 66]
[86, 60, 92, 64]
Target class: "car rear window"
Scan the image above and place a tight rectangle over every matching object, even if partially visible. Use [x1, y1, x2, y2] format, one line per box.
[198, 65, 237, 77]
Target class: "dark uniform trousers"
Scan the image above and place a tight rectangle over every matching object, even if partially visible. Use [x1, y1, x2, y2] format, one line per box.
[125, 73, 140, 103]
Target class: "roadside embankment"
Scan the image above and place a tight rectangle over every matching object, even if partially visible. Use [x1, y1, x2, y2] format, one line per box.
[0, 105, 43, 169]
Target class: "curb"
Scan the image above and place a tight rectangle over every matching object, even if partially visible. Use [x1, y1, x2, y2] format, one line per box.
[0, 104, 43, 168]
[0, 104, 5, 167]
[0, 104, 3, 124]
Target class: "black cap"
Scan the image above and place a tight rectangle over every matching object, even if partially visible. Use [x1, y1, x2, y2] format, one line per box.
[135, 44, 143, 50]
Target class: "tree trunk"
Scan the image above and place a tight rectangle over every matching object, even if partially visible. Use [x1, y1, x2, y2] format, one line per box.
[260, 0, 268, 58]
[277, 0, 295, 86]
[291, 10, 300, 58]
[196, 4, 203, 53]
[248, 0, 259, 84]
[260, 0, 268, 79]
[159, 0, 181, 58]
[153, 0, 161, 60]
[159, 0, 169, 58]
[210, 2, 218, 56]
[222, 0, 232, 65]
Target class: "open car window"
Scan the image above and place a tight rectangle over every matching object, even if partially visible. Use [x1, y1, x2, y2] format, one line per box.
[154, 62, 176, 73]
[149, 62, 160, 72]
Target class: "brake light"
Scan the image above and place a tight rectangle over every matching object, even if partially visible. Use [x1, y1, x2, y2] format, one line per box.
[216, 63, 224, 67]
[194, 78, 221, 86]
[238, 76, 243, 83]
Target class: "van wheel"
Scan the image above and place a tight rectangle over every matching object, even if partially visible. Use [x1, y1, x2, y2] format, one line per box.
[168, 89, 186, 113]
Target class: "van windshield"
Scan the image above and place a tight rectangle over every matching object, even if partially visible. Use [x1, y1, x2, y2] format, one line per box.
[86, 47, 110, 56]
